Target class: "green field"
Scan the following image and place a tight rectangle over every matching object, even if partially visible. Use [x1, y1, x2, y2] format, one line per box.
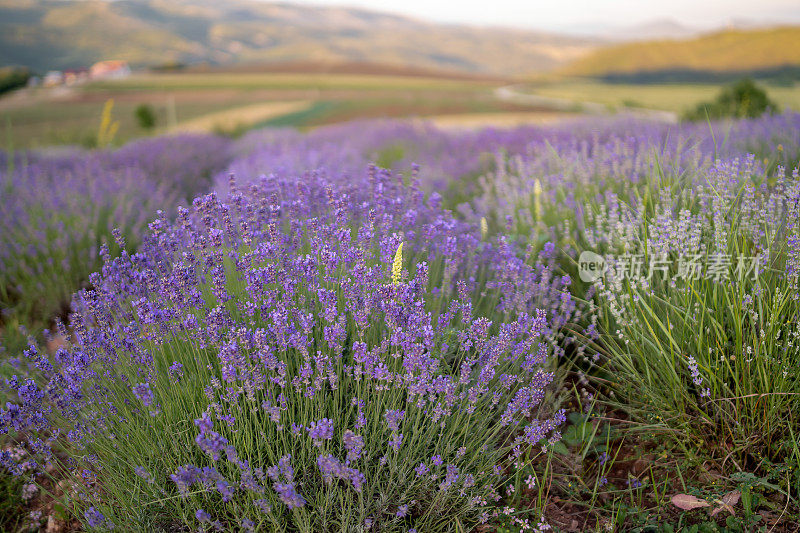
[3, 70, 799, 150]
[520, 79, 800, 114]
[0, 98, 253, 148]
[87, 72, 495, 92]
[0, 71, 543, 149]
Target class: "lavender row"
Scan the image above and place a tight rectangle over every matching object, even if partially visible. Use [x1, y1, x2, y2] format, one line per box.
[1, 168, 569, 531]
[0, 134, 233, 335]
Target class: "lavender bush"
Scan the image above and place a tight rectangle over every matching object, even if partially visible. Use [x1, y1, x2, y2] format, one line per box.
[1, 169, 565, 532]
[468, 113, 800, 245]
[467, 113, 800, 495]
[109, 134, 233, 201]
[218, 119, 558, 204]
[0, 134, 232, 347]
[584, 155, 800, 479]
[0, 153, 174, 332]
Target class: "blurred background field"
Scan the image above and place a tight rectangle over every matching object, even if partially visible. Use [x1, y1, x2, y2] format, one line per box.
[515, 79, 800, 113]
[3, 67, 798, 150]
[1, 68, 549, 147]
[1, 0, 799, 150]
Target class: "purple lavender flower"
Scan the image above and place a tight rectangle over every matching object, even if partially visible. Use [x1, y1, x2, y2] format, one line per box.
[388, 433, 403, 452]
[132, 383, 154, 407]
[84, 507, 112, 529]
[687, 356, 711, 397]
[168, 361, 184, 383]
[627, 478, 642, 489]
[317, 454, 366, 492]
[195, 430, 228, 462]
[384, 409, 405, 432]
[307, 418, 334, 445]
[254, 499, 272, 514]
[171, 465, 200, 496]
[274, 482, 306, 509]
[317, 454, 344, 482]
[688, 356, 703, 387]
[217, 480, 234, 502]
[268, 455, 306, 508]
[134, 466, 154, 484]
[343, 430, 364, 462]
[439, 464, 460, 491]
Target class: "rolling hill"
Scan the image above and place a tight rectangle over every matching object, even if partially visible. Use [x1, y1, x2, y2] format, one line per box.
[559, 26, 800, 81]
[0, 0, 596, 76]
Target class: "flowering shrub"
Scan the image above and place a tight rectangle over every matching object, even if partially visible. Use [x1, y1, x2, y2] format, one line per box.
[583, 156, 800, 470]
[468, 112, 800, 247]
[1, 169, 564, 531]
[217, 119, 556, 202]
[462, 113, 800, 496]
[0, 134, 231, 351]
[109, 134, 233, 200]
[0, 153, 175, 333]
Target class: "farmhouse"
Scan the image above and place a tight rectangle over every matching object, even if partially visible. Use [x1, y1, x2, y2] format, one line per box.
[90, 60, 131, 79]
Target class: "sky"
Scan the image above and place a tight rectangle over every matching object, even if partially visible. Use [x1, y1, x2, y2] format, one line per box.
[289, 0, 800, 34]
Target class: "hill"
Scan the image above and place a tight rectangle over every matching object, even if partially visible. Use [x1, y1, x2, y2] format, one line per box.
[0, 0, 595, 76]
[600, 18, 701, 42]
[559, 26, 800, 81]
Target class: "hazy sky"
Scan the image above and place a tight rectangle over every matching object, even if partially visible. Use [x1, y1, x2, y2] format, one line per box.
[291, 0, 800, 33]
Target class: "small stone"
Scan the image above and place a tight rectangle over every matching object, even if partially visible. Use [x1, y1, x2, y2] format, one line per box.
[46, 515, 64, 533]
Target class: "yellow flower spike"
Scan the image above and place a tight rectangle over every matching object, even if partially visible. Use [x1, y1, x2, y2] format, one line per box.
[533, 179, 543, 221]
[392, 242, 403, 285]
[480, 217, 488, 239]
[97, 98, 120, 147]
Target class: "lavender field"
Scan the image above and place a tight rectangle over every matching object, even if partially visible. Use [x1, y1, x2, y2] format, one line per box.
[1, 112, 799, 532]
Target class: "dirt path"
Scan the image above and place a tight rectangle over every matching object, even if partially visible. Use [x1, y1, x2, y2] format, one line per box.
[427, 111, 571, 129]
[495, 84, 678, 123]
[171, 100, 312, 133]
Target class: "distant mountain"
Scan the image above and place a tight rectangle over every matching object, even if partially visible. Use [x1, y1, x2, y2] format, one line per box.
[0, 0, 596, 76]
[601, 19, 701, 42]
[559, 26, 800, 80]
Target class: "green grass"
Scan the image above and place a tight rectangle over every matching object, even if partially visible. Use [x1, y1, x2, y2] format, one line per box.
[0, 97, 247, 148]
[0, 470, 24, 532]
[255, 101, 347, 129]
[85, 73, 494, 93]
[520, 80, 800, 114]
[541, 386, 792, 531]
[256, 96, 537, 129]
